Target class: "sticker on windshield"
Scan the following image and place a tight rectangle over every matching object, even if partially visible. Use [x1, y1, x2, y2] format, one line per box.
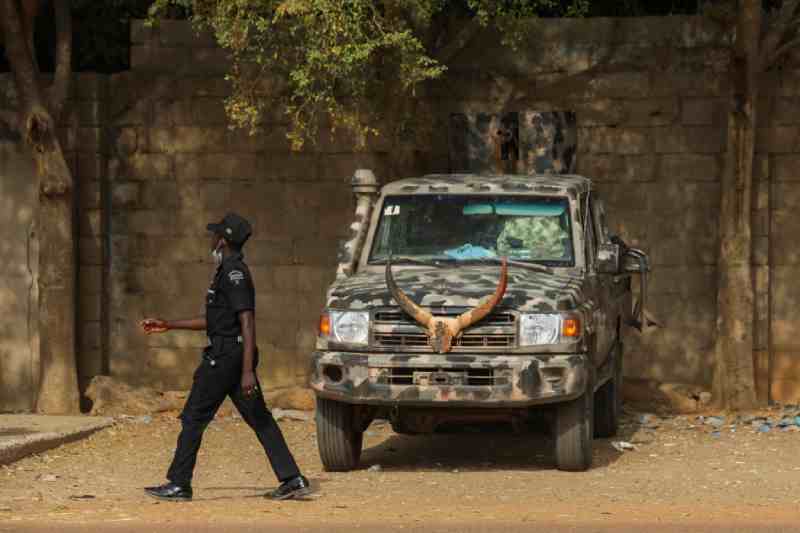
[384, 205, 400, 216]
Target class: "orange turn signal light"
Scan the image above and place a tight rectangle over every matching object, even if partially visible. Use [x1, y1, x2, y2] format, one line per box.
[562, 317, 581, 338]
[319, 313, 331, 337]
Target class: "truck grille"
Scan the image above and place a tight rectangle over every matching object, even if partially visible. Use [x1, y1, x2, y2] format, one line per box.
[374, 311, 515, 325]
[373, 333, 515, 348]
[372, 367, 509, 386]
[370, 308, 517, 352]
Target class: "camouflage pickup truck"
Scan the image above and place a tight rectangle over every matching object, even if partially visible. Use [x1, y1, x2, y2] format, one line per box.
[311, 170, 649, 472]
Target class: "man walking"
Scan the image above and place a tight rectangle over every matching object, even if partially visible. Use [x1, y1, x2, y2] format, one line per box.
[140, 213, 311, 502]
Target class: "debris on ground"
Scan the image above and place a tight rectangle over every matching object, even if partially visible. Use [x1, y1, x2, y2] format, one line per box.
[272, 408, 313, 422]
[265, 387, 316, 411]
[611, 441, 637, 452]
[368, 464, 382, 472]
[85, 376, 184, 416]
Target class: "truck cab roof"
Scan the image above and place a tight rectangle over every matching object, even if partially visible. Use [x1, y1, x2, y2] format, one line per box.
[381, 174, 593, 198]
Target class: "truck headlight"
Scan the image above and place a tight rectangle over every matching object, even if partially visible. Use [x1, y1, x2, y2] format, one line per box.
[329, 310, 370, 345]
[519, 314, 581, 346]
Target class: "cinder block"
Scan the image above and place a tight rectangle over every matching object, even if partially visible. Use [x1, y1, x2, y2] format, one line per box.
[191, 98, 228, 126]
[586, 71, 650, 99]
[773, 155, 800, 181]
[580, 127, 650, 155]
[756, 127, 800, 154]
[140, 181, 179, 209]
[771, 378, 800, 404]
[772, 182, 800, 210]
[109, 153, 172, 181]
[149, 127, 227, 153]
[153, 99, 193, 126]
[157, 20, 214, 47]
[191, 47, 231, 75]
[574, 99, 624, 127]
[653, 126, 725, 154]
[248, 240, 294, 266]
[773, 213, 800, 265]
[293, 238, 338, 267]
[175, 153, 259, 180]
[111, 182, 140, 208]
[175, 77, 233, 98]
[262, 152, 320, 181]
[659, 154, 720, 182]
[131, 20, 153, 44]
[125, 209, 177, 236]
[623, 98, 679, 127]
[680, 98, 721, 126]
[773, 98, 800, 125]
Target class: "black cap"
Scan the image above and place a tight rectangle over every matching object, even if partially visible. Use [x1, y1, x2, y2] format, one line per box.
[207, 212, 252, 246]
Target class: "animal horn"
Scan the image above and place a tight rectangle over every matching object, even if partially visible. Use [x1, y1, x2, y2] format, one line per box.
[386, 258, 434, 327]
[456, 257, 508, 331]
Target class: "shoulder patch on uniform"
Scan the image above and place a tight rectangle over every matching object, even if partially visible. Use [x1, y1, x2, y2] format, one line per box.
[228, 270, 245, 286]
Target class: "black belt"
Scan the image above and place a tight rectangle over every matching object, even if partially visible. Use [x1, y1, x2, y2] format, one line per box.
[204, 335, 243, 366]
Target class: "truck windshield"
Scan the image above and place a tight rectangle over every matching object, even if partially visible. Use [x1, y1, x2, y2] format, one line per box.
[368, 195, 574, 266]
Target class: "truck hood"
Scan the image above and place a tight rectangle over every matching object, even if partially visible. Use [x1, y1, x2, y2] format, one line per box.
[327, 266, 586, 313]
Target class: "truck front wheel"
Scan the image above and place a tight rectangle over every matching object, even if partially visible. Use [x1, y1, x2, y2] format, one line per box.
[554, 385, 594, 472]
[315, 398, 363, 471]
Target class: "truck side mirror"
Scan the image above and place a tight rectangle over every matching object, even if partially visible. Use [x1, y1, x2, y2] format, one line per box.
[596, 243, 620, 274]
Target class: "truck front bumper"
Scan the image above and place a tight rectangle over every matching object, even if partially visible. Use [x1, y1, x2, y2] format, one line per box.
[309, 351, 589, 407]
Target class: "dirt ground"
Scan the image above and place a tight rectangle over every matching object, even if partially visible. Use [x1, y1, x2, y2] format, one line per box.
[2, 405, 800, 531]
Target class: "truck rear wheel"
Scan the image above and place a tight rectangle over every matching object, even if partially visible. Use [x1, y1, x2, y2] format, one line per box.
[315, 398, 363, 472]
[554, 385, 594, 472]
[594, 342, 623, 438]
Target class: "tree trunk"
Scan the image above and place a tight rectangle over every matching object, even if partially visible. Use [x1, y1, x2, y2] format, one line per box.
[0, 0, 79, 414]
[713, 0, 761, 410]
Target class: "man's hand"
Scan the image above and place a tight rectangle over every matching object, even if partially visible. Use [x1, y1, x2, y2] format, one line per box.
[241, 371, 259, 397]
[140, 318, 169, 334]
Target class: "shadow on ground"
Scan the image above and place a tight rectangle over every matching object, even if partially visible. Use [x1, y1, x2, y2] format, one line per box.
[358, 409, 652, 472]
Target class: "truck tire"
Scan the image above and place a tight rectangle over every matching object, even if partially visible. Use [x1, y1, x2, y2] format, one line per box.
[315, 398, 363, 472]
[594, 342, 623, 438]
[554, 384, 594, 472]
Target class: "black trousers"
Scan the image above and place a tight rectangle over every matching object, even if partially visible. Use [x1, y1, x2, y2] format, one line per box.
[166, 344, 301, 486]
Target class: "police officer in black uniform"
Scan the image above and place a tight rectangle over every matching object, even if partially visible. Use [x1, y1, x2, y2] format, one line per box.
[140, 213, 311, 502]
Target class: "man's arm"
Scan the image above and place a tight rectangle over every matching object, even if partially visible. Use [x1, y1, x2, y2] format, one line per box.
[140, 317, 206, 334]
[239, 310, 258, 396]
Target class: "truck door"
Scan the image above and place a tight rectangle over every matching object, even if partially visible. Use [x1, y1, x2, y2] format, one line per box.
[593, 198, 625, 357]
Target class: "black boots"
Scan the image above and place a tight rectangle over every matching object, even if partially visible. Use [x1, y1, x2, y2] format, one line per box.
[144, 482, 193, 502]
[267, 475, 312, 500]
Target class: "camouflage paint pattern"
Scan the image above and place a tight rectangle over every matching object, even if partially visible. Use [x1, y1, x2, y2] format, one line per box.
[309, 351, 589, 407]
[448, 112, 577, 176]
[318, 173, 637, 408]
[520, 111, 577, 175]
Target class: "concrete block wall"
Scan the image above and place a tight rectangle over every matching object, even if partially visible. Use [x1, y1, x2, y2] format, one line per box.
[427, 16, 754, 389]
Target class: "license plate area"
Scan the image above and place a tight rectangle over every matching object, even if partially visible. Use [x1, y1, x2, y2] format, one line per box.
[413, 370, 467, 386]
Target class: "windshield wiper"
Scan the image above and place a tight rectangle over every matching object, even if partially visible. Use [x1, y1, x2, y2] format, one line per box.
[370, 256, 447, 268]
[458, 257, 554, 274]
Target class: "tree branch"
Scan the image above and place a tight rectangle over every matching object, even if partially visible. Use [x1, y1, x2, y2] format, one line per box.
[761, 0, 800, 67]
[0, 0, 52, 145]
[766, 34, 800, 66]
[47, 0, 72, 119]
[431, 18, 483, 65]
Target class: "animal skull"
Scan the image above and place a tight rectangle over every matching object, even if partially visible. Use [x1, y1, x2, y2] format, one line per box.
[385, 258, 508, 353]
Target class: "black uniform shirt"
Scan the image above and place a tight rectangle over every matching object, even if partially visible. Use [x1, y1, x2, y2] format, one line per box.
[206, 252, 255, 338]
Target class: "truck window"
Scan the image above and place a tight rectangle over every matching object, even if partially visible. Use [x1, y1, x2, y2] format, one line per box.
[369, 195, 575, 267]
